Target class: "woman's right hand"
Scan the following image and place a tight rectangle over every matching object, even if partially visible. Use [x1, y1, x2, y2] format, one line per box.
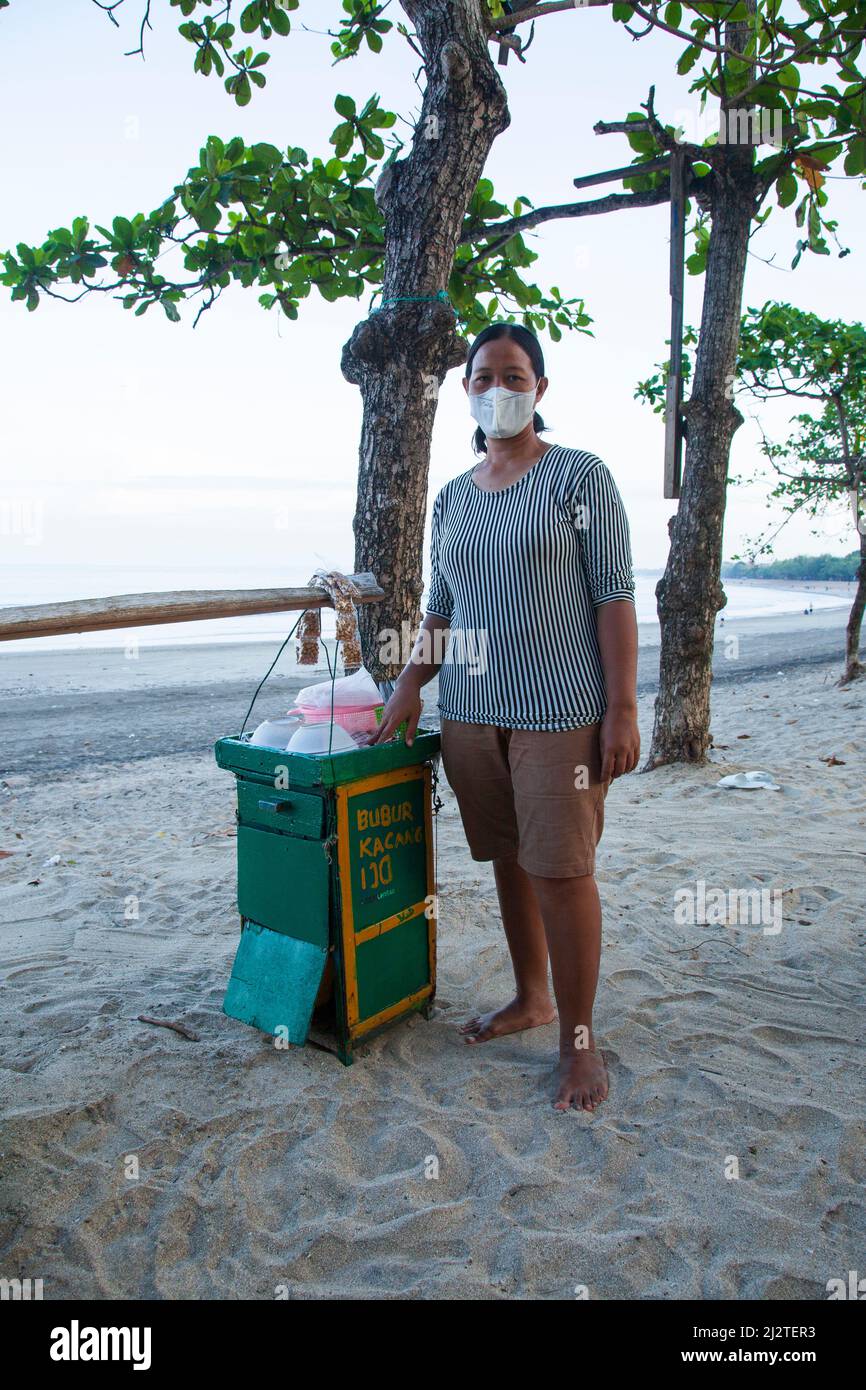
[372, 681, 422, 746]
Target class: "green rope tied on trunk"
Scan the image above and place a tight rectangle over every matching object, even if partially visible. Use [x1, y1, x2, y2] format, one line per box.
[369, 290, 458, 317]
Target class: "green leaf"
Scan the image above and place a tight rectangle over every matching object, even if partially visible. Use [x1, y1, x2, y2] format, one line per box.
[334, 94, 356, 120]
[112, 216, 134, 244]
[776, 171, 797, 208]
[270, 5, 291, 36]
[664, 2, 682, 27]
[196, 203, 221, 232]
[240, 2, 262, 34]
[250, 141, 282, 165]
[844, 137, 866, 176]
[626, 131, 655, 156]
[331, 122, 355, 157]
[677, 44, 700, 76]
[798, 99, 837, 121]
[776, 64, 800, 106]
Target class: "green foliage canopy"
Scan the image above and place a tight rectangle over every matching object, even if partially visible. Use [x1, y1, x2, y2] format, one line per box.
[2, 0, 865, 336]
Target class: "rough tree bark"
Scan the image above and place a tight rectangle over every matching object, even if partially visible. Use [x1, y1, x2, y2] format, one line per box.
[835, 397, 866, 685]
[843, 525, 866, 685]
[645, 175, 755, 765]
[645, 10, 761, 768]
[341, 0, 509, 683]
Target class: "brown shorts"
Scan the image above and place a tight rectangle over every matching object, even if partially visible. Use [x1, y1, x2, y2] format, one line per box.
[438, 718, 608, 879]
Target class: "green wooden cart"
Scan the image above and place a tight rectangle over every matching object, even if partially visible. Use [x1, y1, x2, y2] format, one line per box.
[214, 730, 441, 1064]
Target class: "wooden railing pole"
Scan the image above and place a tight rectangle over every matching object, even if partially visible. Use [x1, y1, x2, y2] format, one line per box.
[0, 573, 385, 643]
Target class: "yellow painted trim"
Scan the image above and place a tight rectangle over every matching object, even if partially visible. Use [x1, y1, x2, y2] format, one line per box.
[335, 785, 359, 1028]
[343, 764, 425, 799]
[425, 763, 438, 996]
[354, 898, 427, 946]
[337, 761, 438, 1035]
[350, 984, 433, 1040]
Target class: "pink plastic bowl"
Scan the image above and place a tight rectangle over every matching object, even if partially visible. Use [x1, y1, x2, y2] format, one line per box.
[293, 702, 381, 734]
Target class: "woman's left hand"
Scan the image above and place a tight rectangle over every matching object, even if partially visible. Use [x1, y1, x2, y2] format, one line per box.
[600, 704, 640, 782]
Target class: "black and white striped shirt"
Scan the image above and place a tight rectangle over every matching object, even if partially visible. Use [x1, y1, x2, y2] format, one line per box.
[424, 444, 635, 731]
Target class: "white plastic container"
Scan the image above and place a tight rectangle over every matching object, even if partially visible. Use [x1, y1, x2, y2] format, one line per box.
[248, 716, 304, 749]
[287, 722, 357, 756]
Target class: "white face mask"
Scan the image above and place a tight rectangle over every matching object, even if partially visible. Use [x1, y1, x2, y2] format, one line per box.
[469, 385, 538, 439]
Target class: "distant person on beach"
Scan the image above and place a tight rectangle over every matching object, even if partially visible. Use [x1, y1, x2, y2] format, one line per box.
[375, 322, 639, 1112]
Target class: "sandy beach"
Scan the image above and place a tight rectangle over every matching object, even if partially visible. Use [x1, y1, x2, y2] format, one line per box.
[1, 608, 864, 1300]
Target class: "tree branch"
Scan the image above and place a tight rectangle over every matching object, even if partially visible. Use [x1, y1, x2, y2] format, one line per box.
[459, 179, 674, 269]
[125, 0, 153, 59]
[595, 85, 720, 165]
[487, 1, 597, 30]
[487, 0, 866, 106]
[573, 155, 671, 189]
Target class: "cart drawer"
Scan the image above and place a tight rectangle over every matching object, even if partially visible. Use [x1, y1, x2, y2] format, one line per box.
[237, 825, 330, 947]
[236, 780, 326, 839]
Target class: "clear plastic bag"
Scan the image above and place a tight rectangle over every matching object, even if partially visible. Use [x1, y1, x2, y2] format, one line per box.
[294, 665, 382, 710]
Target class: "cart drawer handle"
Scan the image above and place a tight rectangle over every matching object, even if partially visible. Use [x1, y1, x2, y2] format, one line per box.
[258, 798, 293, 813]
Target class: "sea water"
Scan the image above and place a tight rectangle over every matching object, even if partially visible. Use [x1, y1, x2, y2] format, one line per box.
[0, 561, 852, 653]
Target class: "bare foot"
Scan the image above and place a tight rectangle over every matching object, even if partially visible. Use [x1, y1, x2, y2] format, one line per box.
[554, 1047, 609, 1112]
[459, 995, 556, 1044]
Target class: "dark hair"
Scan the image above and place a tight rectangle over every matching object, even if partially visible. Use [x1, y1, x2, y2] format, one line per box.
[464, 322, 549, 455]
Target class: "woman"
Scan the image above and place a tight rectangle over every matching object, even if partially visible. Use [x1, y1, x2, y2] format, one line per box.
[374, 323, 640, 1112]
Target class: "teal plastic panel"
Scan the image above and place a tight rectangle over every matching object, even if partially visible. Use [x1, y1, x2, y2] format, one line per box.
[223, 920, 328, 1042]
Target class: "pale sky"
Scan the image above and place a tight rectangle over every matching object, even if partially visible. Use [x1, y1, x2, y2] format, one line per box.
[2, 2, 864, 600]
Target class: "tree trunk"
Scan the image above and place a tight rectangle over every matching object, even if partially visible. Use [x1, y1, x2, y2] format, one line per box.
[645, 173, 754, 767]
[341, 0, 508, 684]
[841, 525, 866, 684]
[645, 10, 759, 768]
